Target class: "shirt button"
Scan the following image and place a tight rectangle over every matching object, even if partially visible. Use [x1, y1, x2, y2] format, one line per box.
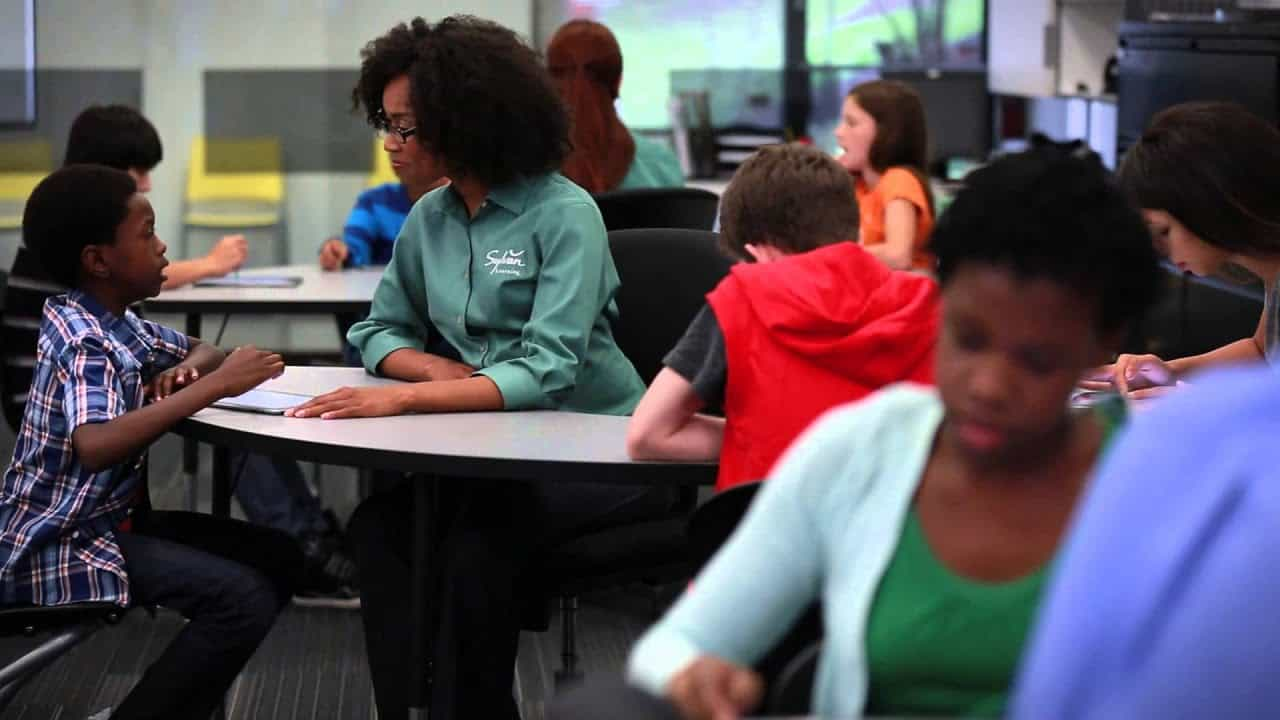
[458, 315, 464, 324]
[71, 531, 79, 539]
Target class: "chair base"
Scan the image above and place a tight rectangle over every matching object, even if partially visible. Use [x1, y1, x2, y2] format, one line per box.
[0, 621, 101, 714]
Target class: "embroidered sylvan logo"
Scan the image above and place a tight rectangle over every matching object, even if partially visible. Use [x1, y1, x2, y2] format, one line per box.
[485, 249, 527, 276]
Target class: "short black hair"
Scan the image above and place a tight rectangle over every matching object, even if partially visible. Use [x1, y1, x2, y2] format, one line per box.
[22, 165, 138, 287]
[1117, 101, 1280, 258]
[933, 148, 1161, 333]
[63, 105, 163, 171]
[354, 15, 570, 187]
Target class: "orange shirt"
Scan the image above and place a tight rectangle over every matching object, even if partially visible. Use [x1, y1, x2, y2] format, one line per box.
[854, 167, 935, 272]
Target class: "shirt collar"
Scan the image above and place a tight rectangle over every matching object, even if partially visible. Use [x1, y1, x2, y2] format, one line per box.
[485, 175, 533, 215]
[69, 289, 122, 327]
[68, 290, 152, 364]
[440, 175, 535, 219]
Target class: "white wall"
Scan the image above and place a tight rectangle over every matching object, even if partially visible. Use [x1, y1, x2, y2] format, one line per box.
[34, 0, 531, 263]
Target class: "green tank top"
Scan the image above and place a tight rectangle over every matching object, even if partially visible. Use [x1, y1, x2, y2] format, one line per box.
[863, 509, 1046, 717]
[864, 403, 1124, 717]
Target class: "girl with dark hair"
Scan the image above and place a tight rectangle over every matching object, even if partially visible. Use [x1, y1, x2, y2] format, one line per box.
[622, 149, 1162, 720]
[547, 19, 684, 193]
[834, 80, 936, 272]
[1087, 101, 1280, 395]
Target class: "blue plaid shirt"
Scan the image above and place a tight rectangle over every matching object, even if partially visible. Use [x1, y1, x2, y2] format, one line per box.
[0, 291, 188, 606]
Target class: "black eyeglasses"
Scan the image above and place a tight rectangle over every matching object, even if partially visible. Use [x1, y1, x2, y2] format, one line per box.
[374, 112, 417, 143]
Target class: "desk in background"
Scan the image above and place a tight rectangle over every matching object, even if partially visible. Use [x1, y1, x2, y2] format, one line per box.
[145, 263, 385, 339]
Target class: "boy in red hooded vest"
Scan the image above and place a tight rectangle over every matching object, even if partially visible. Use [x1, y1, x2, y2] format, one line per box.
[626, 143, 939, 491]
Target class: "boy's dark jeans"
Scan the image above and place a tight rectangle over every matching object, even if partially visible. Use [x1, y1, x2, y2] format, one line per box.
[111, 510, 302, 720]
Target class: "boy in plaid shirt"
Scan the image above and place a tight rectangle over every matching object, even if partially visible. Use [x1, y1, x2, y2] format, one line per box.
[0, 165, 301, 719]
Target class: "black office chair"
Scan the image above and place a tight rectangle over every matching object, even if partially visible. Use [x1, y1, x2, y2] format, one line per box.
[539, 228, 732, 687]
[2, 247, 61, 433]
[685, 481, 761, 573]
[766, 640, 822, 715]
[0, 602, 132, 713]
[592, 188, 720, 232]
[685, 479, 822, 703]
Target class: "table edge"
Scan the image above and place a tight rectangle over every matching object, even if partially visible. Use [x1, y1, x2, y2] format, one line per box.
[173, 417, 716, 487]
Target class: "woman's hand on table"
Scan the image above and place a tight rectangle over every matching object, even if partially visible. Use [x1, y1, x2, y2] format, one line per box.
[285, 385, 409, 419]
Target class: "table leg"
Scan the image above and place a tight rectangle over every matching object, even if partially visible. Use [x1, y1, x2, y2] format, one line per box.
[182, 312, 203, 511]
[212, 445, 232, 518]
[408, 476, 440, 720]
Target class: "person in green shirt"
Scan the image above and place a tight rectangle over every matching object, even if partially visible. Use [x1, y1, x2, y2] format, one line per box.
[546, 19, 685, 193]
[287, 16, 667, 720]
[616, 149, 1163, 720]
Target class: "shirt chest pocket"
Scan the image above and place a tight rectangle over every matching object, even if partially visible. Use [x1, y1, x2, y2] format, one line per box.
[107, 342, 147, 407]
[473, 247, 542, 321]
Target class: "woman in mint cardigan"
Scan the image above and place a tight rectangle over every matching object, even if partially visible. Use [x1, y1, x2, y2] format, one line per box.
[626, 149, 1164, 719]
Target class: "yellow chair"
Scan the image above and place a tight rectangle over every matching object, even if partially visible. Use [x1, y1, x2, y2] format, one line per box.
[0, 140, 53, 231]
[366, 135, 398, 188]
[183, 136, 284, 228]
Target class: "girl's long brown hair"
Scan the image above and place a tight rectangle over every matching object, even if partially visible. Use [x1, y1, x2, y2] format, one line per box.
[1118, 101, 1280, 258]
[547, 20, 635, 193]
[848, 79, 934, 214]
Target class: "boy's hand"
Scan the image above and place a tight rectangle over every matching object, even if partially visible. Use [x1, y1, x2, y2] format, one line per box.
[319, 238, 349, 271]
[210, 346, 286, 398]
[146, 365, 202, 401]
[207, 234, 249, 275]
[668, 656, 763, 720]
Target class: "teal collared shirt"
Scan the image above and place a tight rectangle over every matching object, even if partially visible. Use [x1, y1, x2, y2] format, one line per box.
[349, 172, 645, 415]
[618, 134, 685, 190]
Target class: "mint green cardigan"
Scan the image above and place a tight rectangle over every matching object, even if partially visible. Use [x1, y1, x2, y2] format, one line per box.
[628, 385, 944, 716]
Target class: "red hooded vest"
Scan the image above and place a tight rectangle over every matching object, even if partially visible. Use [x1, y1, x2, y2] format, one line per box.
[706, 242, 939, 491]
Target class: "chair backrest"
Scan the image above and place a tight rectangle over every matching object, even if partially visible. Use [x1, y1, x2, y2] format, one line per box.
[594, 188, 720, 232]
[685, 481, 761, 572]
[2, 247, 62, 433]
[0, 140, 52, 231]
[767, 640, 822, 715]
[607, 228, 732, 384]
[185, 136, 284, 204]
[367, 136, 397, 188]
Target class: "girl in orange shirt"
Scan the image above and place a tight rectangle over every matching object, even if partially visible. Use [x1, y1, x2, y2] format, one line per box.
[834, 80, 936, 272]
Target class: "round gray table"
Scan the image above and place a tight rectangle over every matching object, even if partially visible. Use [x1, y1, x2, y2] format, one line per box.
[174, 366, 716, 719]
[146, 264, 385, 484]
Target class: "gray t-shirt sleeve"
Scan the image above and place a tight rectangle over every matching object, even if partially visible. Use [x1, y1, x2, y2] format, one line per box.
[662, 304, 727, 408]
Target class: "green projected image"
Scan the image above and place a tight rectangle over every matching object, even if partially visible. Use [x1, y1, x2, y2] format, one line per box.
[542, 0, 985, 129]
[807, 0, 984, 67]
[560, 0, 784, 129]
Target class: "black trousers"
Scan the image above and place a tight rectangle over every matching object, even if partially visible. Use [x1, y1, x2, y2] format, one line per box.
[348, 478, 676, 720]
[112, 511, 302, 720]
